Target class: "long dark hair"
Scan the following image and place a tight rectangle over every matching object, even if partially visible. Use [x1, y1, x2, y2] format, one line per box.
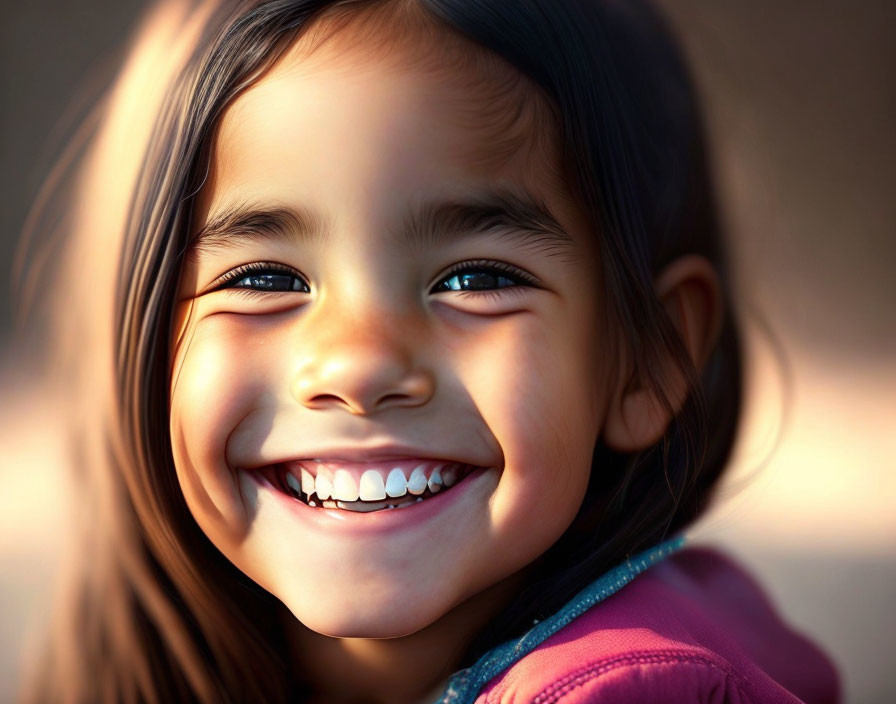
[20, 0, 741, 701]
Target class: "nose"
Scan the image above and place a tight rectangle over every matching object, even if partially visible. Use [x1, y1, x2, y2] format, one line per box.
[290, 310, 436, 415]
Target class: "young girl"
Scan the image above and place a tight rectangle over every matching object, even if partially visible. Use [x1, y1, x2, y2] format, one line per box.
[17, 0, 841, 702]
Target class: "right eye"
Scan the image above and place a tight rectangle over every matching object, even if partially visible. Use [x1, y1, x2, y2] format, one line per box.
[214, 262, 310, 294]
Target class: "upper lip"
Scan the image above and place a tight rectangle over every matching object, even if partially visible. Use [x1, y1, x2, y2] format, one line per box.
[272, 442, 493, 467]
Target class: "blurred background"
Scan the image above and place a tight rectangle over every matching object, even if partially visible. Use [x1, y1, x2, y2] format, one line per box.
[1, 1, 893, 702]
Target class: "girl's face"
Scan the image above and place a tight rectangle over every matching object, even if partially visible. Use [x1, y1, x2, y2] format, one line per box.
[170, 32, 614, 638]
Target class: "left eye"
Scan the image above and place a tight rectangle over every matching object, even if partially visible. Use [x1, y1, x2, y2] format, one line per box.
[431, 260, 537, 294]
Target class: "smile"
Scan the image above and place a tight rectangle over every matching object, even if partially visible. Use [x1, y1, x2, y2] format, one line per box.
[257, 459, 482, 513]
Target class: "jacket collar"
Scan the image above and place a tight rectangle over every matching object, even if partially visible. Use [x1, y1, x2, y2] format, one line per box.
[436, 534, 687, 704]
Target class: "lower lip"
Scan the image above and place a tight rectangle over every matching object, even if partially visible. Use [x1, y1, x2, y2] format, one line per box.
[246, 465, 497, 536]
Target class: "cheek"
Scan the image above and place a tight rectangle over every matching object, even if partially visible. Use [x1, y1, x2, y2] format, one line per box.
[458, 313, 601, 539]
[168, 314, 278, 532]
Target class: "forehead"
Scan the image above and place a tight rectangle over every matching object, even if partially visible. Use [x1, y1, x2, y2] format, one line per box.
[200, 11, 570, 221]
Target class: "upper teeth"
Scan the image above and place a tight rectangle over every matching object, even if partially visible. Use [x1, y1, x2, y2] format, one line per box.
[333, 470, 360, 502]
[301, 468, 315, 496]
[407, 466, 428, 495]
[427, 466, 442, 493]
[359, 470, 386, 501]
[289, 462, 465, 503]
[385, 468, 407, 498]
[315, 472, 333, 500]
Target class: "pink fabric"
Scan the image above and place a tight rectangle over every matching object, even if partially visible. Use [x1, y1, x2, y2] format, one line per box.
[474, 545, 841, 703]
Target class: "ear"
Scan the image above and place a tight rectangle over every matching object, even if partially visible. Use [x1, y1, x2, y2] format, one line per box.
[602, 255, 724, 453]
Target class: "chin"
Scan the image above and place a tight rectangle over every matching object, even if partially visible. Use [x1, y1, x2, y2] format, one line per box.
[288, 604, 440, 639]
[278, 586, 450, 639]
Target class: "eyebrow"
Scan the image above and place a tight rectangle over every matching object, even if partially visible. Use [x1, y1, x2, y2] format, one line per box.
[187, 188, 578, 262]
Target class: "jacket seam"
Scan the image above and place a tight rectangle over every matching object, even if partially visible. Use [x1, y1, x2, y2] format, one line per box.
[525, 649, 754, 704]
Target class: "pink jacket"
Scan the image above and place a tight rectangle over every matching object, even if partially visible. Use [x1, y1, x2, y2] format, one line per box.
[442, 542, 841, 703]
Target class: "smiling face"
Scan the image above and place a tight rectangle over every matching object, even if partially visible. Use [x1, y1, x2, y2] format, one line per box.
[169, 25, 615, 639]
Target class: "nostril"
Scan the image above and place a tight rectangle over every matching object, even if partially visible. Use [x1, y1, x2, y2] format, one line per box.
[308, 394, 343, 405]
[306, 392, 420, 414]
[306, 394, 362, 412]
[293, 363, 436, 413]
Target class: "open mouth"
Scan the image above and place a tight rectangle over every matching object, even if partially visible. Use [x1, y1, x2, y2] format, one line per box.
[257, 460, 483, 513]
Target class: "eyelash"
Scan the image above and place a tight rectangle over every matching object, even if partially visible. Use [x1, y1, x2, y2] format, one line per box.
[213, 262, 310, 298]
[212, 259, 539, 298]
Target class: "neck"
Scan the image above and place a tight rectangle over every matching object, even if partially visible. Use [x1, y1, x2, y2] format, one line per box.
[286, 574, 524, 704]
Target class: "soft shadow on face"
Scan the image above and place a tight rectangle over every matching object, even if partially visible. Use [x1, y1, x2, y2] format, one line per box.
[168, 17, 613, 642]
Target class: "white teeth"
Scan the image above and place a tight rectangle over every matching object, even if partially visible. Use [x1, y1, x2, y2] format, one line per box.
[428, 465, 443, 493]
[385, 468, 408, 498]
[299, 462, 466, 507]
[286, 472, 302, 494]
[301, 468, 315, 497]
[442, 464, 458, 487]
[407, 465, 428, 495]
[332, 470, 360, 502]
[359, 470, 386, 501]
[315, 472, 333, 500]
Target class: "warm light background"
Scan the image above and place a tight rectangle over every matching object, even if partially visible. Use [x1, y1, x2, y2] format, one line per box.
[2, 1, 894, 702]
